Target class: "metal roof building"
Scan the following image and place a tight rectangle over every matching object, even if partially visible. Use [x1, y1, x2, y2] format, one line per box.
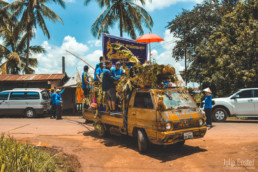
[0, 74, 68, 91]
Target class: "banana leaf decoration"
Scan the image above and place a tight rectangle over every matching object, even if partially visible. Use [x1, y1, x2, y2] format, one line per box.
[111, 43, 140, 64]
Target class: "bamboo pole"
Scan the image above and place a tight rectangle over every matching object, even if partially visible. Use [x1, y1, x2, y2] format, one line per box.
[66, 50, 95, 70]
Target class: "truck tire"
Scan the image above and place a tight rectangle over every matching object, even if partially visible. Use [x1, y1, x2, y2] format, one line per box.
[212, 108, 228, 122]
[25, 108, 36, 118]
[94, 123, 107, 137]
[137, 129, 148, 153]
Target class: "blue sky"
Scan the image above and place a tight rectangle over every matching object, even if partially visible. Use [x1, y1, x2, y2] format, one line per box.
[6, 0, 203, 76]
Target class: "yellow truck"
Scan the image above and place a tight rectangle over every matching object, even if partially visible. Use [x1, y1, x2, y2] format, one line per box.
[83, 88, 207, 152]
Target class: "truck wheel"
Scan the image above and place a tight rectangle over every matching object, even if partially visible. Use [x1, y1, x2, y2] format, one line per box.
[94, 123, 107, 137]
[212, 108, 228, 122]
[137, 129, 148, 153]
[25, 108, 36, 118]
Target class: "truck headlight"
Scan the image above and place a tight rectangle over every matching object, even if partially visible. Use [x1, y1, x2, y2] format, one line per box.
[166, 123, 171, 130]
[199, 119, 204, 126]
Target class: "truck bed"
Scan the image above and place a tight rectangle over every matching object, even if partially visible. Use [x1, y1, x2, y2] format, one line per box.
[83, 110, 124, 128]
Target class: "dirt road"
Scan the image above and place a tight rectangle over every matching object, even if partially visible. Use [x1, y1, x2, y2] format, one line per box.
[0, 117, 257, 171]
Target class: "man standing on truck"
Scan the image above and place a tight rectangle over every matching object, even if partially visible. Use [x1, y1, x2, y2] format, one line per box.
[94, 56, 103, 75]
[94, 62, 104, 83]
[102, 61, 120, 112]
[111, 61, 123, 79]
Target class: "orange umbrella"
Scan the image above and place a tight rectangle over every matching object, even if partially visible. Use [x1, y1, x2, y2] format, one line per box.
[136, 33, 164, 62]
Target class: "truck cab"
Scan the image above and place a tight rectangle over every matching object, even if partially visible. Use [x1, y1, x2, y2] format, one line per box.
[83, 88, 207, 152]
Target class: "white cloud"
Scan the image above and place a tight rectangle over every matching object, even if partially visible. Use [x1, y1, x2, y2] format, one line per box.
[34, 36, 91, 75]
[88, 40, 102, 47]
[151, 29, 184, 73]
[77, 50, 103, 75]
[144, 0, 203, 11]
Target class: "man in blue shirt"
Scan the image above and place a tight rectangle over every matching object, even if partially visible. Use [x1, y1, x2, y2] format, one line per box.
[102, 61, 120, 112]
[111, 61, 123, 79]
[50, 89, 56, 119]
[82, 65, 91, 97]
[94, 62, 104, 83]
[94, 56, 103, 76]
[55, 88, 65, 120]
[204, 87, 212, 127]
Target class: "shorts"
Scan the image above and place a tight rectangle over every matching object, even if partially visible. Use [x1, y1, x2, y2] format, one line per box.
[106, 88, 116, 101]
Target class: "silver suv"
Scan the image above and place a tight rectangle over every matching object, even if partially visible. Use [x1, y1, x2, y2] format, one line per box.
[0, 88, 51, 118]
[210, 88, 258, 122]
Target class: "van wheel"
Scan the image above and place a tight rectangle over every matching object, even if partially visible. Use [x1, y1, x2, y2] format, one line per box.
[25, 108, 36, 118]
[212, 108, 228, 122]
[137, 129, 148, 153]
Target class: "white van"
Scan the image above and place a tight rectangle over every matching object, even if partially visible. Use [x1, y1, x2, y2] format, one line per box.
[0, 88, 51, 118]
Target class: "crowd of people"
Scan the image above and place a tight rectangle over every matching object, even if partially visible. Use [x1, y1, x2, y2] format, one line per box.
[82, 56, 123, 113]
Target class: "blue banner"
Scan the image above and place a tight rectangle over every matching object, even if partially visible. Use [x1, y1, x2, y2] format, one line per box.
[102, 34, 148, 65]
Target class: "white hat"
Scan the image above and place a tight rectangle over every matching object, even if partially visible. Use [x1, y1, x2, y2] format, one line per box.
[56, 89, 61, 92]
[203, 87, 212, 93]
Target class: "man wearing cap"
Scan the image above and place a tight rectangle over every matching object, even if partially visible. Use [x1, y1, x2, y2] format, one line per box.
[102, 61, 120, 112]
[55, 88, 65, 120]
[204, 88, 213, 127]
[94, 62, 104, 83]
[111, 62, 123, 79]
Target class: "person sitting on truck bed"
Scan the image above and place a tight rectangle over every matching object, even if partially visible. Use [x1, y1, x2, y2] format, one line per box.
[102, 60, 120, 112]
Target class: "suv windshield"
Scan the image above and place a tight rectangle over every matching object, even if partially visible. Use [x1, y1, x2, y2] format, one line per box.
[157, 91, 197, 110]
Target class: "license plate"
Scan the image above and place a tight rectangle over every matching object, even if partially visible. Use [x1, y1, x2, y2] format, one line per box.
[184, 132, 193, 139]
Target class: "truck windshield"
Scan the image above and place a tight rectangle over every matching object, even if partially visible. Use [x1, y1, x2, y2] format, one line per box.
[157, 91, 197, 110]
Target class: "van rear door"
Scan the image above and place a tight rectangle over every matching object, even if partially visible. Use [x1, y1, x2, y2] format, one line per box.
[41, 91, 51, 111]
[0, 92, 10, 115]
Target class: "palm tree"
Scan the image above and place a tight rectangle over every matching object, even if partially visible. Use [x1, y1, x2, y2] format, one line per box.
[89, 0, 153, 39]
[0, 19, 45, 74]
[3, 0, 65, 73]
[84, 0, 111, 7]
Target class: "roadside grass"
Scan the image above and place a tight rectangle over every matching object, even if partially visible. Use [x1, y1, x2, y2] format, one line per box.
[0, 134, 60, 172]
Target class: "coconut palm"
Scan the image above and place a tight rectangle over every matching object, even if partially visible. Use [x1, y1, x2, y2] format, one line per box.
[84, 0, 111, 7]
[3, 0, 64, 73]
[0, 19, 45, 74]
[90, 0, 153, 39]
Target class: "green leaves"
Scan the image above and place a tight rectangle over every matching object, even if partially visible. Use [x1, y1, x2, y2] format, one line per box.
[90, 0, 153, 39]
[195, 0, 258, 96]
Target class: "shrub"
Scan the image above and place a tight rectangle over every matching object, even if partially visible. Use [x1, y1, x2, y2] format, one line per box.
[0, 135, 60, 172]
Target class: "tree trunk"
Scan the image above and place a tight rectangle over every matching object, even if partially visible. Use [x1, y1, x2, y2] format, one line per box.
[184, 34, 187, 87]
[119, 3, 123, 37]
[26, 28, 30, 74]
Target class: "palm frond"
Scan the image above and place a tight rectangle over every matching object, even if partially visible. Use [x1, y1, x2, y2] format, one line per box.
[39, 4, 63, 23]
[36, 10, 50, 38]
